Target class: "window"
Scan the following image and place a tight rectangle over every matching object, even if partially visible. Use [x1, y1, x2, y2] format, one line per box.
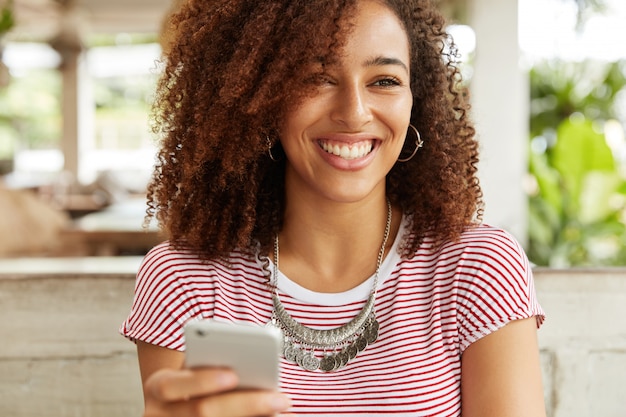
[2, 35, 161, 189]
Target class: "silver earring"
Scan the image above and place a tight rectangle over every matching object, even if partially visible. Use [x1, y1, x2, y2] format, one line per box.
[267, 136, 280, 162]
[397, 125, 423, 163]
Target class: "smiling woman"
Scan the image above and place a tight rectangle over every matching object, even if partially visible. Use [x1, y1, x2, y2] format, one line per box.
[279, 1, 412, 206]
[120, 1, 547, 416]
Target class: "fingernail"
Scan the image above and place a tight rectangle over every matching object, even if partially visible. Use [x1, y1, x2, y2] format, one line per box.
[270, 394, 291, 410]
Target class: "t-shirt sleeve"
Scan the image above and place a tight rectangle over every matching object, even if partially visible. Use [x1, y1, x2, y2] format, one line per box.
[455, 227, 545, 352]
[119, 243, 215, 351]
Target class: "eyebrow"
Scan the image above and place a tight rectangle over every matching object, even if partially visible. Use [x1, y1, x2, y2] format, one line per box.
[364, 56, 409, 73]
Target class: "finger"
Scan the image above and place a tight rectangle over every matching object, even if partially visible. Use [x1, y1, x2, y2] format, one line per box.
[150, 390, 292, 417]
[147, 368, 239, 402]
[188, 390, 292, 417]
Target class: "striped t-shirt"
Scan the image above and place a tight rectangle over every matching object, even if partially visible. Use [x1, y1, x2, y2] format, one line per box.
[121, 220, 544, 416]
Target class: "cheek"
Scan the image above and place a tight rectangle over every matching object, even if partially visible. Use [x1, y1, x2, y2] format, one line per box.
[278, 112, 302, 144]
[399, 93, 414, 118]
[388, 95, 413, 132]
[279, 100, 323, 143]
[278, 115, 310, 161]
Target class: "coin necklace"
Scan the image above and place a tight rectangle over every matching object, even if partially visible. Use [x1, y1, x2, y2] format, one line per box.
[269, 199, 392, 372]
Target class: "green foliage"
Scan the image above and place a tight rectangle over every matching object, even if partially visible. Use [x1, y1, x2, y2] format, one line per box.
[529, 60, 626, 138]
[0, 69, 62, 149]
[528, 60, 626, 267]
[0, 42, 158, 153]
[0, 0, 14, 35]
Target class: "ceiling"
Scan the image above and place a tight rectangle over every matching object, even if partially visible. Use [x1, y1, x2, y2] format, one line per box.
[8, 0, 469, 45]
[7, 0, 599, 43]
[10, 0, 173, 41]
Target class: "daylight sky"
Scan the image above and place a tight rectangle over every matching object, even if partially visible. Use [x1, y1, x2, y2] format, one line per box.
[519, 0, 626, 61]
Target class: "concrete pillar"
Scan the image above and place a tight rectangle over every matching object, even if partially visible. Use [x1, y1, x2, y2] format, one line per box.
[52, 5, 94, 186]
[469, 0, 529, 244]
[58, 48, 95, 185]
[59, 50, 81, 182]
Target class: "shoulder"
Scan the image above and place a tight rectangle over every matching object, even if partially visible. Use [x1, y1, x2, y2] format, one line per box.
[426, 225, 544, 350]
[135, 242, 206, 287]
[446, 224, 525, 255]
[139, 241, 205, 271]
[403, 224, 529, 269]
[392, 223, 544, 354]
[449, 226, 543, 323]
[136, 242, 265, 287]
[435, 224, 531, 278]
[397, 221, 530, 275]
[400, 223, 535, 301]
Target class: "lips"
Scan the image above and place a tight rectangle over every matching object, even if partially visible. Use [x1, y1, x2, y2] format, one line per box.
[318, 139, 374, 160]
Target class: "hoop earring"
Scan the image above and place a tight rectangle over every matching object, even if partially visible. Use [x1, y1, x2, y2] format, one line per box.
[397, 124, 424, 163]
[267, 136, 281, 162]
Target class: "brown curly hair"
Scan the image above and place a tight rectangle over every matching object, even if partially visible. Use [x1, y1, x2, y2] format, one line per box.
[147, 0, 482, 259]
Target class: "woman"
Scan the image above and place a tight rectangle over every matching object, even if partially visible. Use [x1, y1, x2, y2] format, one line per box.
[121, 0, 547, 415]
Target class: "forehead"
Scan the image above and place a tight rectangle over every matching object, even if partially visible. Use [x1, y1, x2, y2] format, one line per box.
[337, 0, 410, 63]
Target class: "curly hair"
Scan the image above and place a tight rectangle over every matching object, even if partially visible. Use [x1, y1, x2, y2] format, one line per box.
[147, 0, 482, 259]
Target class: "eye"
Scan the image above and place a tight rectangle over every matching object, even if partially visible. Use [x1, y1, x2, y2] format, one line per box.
[372, 77, 402, 87]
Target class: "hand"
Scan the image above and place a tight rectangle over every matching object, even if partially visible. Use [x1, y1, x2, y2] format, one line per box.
[142, 367, 293, 417]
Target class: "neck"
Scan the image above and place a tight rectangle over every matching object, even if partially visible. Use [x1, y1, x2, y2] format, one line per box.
[276, 197, 398, 293]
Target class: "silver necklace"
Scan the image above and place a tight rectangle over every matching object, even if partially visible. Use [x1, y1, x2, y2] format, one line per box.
[270, 199, 392, 372]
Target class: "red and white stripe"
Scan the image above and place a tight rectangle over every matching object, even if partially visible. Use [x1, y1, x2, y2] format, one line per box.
[121, 221, 544, 416]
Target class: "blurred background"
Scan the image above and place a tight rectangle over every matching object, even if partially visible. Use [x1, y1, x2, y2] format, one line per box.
[0, 0, 625, 266]
[0, 1, 625, 417]
[0, 0, 170, 257]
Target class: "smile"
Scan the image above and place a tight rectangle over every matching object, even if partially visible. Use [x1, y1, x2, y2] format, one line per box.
[319, 140, 374, 160]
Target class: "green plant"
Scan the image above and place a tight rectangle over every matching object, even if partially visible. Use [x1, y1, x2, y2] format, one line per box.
[0, 68, 62, 149]
[0, 0, 14, 36]
[528, 60, 626, 267]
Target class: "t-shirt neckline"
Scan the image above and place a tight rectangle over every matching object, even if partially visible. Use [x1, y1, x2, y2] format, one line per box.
[268, 215, 405, 306]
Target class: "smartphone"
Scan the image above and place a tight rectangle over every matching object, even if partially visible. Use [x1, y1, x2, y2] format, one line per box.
[183, 320, 283, 390]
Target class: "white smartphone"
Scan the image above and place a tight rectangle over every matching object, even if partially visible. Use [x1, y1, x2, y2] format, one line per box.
[183, 320, 283, 390]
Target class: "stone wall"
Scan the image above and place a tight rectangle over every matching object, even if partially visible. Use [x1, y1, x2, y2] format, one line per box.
[0, 259, 624, 417]
[0, 258, 144, 417]
[535, 268, 626, 417]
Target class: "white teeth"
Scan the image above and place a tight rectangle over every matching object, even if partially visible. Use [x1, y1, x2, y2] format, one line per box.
[321, 141, 373, 160]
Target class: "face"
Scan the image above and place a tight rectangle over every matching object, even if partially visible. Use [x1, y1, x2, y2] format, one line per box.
[279, 0, 413, 205]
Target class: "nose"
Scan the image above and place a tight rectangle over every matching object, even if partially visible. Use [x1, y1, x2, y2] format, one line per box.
[330, 83, 373, 130]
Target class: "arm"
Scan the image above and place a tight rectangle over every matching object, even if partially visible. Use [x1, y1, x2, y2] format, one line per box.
[460, 317, 546, 417]
[136, 341, 293, 417]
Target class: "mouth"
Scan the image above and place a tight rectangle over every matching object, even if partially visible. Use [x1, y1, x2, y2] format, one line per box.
[318, 139, 375, 160]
